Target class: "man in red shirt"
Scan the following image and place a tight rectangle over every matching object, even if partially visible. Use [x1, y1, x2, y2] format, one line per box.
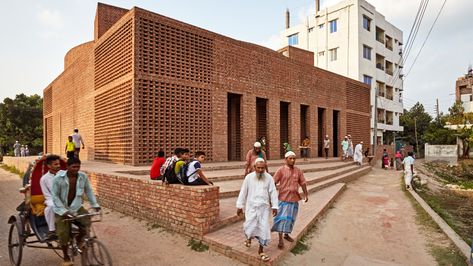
[244, 142, 268, 176]
[150, 150, 166, 180]
[271, 151, 308, 249]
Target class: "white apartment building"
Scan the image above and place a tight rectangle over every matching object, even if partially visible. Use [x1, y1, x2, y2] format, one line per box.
[280, 0, 404, 145]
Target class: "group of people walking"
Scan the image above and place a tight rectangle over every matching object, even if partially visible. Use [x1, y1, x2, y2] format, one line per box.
[13, 141, 29, 157]
[341, 135, 364, 165]
[64, 128, 85, 159]
[237, 142, 308, 262]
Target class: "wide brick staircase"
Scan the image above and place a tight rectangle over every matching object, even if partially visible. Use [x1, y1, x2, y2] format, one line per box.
[202, 158, 371, 265]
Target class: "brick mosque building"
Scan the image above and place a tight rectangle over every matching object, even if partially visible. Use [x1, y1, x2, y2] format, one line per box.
[43, 3, 371, 166]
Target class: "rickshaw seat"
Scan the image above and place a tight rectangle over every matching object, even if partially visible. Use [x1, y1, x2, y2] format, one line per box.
[30, 195, 46, 216]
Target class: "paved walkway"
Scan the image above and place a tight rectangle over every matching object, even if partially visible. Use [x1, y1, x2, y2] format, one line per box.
[281, 167, 436, 266]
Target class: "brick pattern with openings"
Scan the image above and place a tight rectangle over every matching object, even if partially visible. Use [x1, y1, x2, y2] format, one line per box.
[45, 117, 53, 154]
[94, 19, 132, 89]
[346, 81, 371, 114]
[135, 80, 212, 164]
[136, 17, 214, 83]
[94, 80, 133, 164]
[43, 87, 52, 116]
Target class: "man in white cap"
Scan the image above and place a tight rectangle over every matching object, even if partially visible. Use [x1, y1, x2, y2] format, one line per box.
[354, 141, 363, 165]
[237, 158, 278, 262]
[244, 141, 267, 175]
[271, 151, 308, 249]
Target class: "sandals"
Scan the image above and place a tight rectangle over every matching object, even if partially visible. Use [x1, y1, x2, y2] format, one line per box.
[259, 252, 270, 262]
[244, 239, 251, 247]
[278, 240, 284, 249]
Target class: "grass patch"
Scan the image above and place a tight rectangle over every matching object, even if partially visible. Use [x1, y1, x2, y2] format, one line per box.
[188, 238, 209, 252]
[0, 164, 24, 177]
[401, 175, 468, 266]
[430, 245, 468, 266]
[146, 222, 162, 231]
[290, 224, 317, 255]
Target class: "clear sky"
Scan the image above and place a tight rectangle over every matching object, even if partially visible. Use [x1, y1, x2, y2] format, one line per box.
[0, 0, 471, 115]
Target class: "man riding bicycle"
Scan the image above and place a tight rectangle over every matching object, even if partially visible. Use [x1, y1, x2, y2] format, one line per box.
[52, 157, 100, 266]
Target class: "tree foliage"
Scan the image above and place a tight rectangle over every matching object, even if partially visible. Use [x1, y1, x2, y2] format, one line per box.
[0, 94, 43, 155]
[399, 102, 432, 154]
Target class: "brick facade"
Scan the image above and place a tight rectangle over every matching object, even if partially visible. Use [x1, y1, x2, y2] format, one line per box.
[43, 3, 371, 166]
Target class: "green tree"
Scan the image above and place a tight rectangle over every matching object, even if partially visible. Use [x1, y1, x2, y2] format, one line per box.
[424, 115, 456, 145]
[0, 94, 43, 155]
[399, 102, 432, 156]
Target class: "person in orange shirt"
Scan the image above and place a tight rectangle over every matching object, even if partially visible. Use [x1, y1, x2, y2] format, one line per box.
[271, 151, 308, 249]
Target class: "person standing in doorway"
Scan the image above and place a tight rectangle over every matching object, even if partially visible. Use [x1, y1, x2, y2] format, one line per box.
[236, 158, 278, 262]
[323, 135, 330, 159]
[402, 151, 415, 189]
[300, 136, 311, 161]
[72, 128, 85, 158]
[244, 142, 267, 176]
[271, 151, 308, 249]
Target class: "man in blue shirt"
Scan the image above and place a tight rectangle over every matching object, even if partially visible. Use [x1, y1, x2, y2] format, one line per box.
[52, 157, 100, 265]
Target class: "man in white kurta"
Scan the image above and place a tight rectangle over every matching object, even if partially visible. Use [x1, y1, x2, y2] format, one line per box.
[354, 141, 363, 165]
[39, 155, 62, 238]
[236, 158, 278, 262]
[402, 151, 415, 189]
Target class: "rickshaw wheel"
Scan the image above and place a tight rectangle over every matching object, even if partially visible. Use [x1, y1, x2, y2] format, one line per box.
[81, 239, 113, 266]
[8, 221, 24, 266]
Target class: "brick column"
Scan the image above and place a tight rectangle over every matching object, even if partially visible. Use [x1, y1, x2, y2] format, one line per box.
[241, 94, 255, 161]
[212, 89, 228, 161]
[290, 102, 301, 157]
[309, 105, 317, 158]
[325, 108, 334, 157]
[268, 98, 280, 160]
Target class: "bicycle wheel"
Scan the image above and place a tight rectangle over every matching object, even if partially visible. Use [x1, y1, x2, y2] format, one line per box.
[8, 222, 24, 266]
[81, 238, 112, 266]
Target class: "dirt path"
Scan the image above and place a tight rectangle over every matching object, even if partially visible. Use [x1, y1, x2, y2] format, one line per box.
[0, 168, 243, 266]
[282, 167, 437, 266]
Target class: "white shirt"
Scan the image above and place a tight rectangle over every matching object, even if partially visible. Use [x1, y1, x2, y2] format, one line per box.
[236, 172, 278, 210]
[186, 161, 201, 183]
[72, 133, 84, 148]
[40, 171, 56, 206]
[402, 156, 415, 171]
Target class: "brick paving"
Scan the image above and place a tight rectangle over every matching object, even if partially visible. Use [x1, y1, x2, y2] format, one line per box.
[204, 183, 347, 266]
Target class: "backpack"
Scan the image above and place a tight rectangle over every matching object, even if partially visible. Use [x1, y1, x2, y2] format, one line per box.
[178, 160, 199, 185]
[162, 160, 180, 184]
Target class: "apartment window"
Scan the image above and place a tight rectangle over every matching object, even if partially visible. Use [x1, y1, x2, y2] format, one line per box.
[329, 19, 337, 33]
[362, 15, 371, 31]
[318, 51, 325, 56]
[363, 75, 372, 86]
[308, 27, 314, 33]
[318, 23, 324, 29]
[329, 48, 338, 61]
[288, 33, 299, 46]
[363, 45, 372, 60]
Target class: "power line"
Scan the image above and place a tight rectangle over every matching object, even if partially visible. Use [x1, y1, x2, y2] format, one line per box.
[405, 0, 447, 77]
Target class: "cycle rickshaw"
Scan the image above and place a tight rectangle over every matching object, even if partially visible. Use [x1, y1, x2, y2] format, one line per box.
[7, 156, 112, 266]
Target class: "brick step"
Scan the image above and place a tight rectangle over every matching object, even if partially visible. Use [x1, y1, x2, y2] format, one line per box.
[203, 157, 342, 171]
[204, 183, 347, 266]
[209, 165, 371, 232]
[206, 161, 356, 182]
[217, 164, 364, 199]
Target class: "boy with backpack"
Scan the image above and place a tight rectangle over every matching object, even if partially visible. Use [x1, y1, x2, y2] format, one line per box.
[161, 148, 181, 184]
[186, 151, 213, 186]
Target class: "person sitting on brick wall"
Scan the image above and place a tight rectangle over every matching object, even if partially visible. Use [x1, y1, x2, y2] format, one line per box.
[186, 151, 213, 186]
[150, 149, 166, 180]
[174, 148, 190, 180]
[244, 142, 268, 176]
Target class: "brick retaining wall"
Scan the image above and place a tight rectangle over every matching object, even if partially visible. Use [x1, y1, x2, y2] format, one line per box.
[85, 171, 220, 238]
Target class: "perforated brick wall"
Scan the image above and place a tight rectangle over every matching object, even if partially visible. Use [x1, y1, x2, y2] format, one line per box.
[94, 19, 132, 89]
[94, 80, 133, 164]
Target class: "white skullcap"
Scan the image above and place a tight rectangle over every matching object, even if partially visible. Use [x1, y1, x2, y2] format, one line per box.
[254, 157, 265, 165]
[285, 151, 296, 158]
[254, 142, 262, 148]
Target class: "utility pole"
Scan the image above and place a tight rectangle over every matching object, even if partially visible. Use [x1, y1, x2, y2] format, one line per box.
[373, 86, 378, 156]
[414, 117, 420, 157]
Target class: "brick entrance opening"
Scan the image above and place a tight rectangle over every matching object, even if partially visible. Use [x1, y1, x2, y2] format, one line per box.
[256, 97, 268, 157]
[318, 107, 326, 157]
[333, 110, 340, 157]
[280, 102, 290, 158]
[300, 104, 310, 157]
[227, 93, 242, 161]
